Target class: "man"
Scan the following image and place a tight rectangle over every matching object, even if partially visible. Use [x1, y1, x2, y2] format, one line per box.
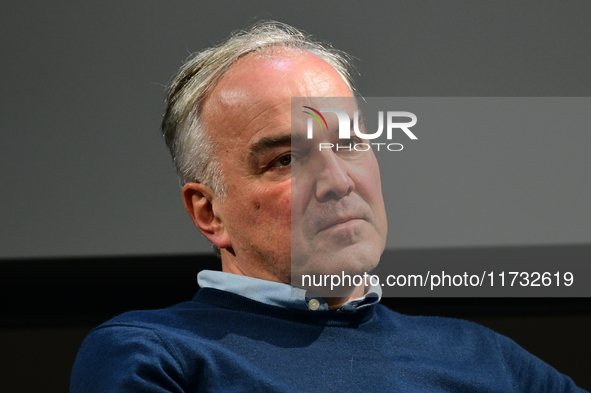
[70, 21, 586, 392]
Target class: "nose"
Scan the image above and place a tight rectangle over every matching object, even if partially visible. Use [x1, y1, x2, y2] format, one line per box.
[314, 151, 355, 201]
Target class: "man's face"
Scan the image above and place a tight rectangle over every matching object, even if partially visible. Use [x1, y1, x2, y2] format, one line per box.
[289, 96, 387, 290]
[200, 49, 387, 287]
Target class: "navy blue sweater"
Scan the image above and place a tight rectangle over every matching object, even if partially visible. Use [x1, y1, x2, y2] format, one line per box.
[70, 288, 586, 392]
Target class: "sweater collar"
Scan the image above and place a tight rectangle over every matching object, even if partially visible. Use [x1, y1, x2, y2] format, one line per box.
[197, 270, 381, 312]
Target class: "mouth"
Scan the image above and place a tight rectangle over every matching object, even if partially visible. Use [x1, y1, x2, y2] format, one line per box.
[318, 216, 364, 233]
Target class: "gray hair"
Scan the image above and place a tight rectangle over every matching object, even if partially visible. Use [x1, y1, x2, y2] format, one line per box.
[161, 21, 356, 198]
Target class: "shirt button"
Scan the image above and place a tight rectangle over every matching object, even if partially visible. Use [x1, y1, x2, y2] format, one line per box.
[308, 299, 320, 311]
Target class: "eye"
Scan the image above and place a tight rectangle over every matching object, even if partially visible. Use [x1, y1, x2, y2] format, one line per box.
[272, 153, 291, 167]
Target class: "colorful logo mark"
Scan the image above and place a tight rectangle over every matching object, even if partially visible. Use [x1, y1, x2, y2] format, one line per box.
[302, 106, 328, 130]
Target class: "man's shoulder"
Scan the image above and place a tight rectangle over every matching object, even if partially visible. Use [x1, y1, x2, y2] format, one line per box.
[374, 305, 511, 356]
[373, 304, 547, 359]
[374, 305, 586, 391]
[374, 303, 499, 341]
[88, 294, 231, 343]
[71, 296, 228, 392]
[97, 299, 200, 330]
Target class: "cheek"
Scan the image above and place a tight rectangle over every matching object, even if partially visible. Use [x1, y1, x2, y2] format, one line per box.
[272, 185, 292, 223]
[368, 171, 384, 203]
[353, 157, 382, 199]
[249, 182, 292, 225]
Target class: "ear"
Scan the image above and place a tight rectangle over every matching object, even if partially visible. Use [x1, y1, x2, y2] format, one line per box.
[182, 182, 232, 249]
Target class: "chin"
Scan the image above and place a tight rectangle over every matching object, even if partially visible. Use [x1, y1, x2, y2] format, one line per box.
[291, 240, 383, 281]
[333, 243, 382, 275]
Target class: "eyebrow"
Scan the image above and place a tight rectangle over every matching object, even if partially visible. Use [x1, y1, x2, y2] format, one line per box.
[248, 115, 361, 158]
[249, 133, 307, 158]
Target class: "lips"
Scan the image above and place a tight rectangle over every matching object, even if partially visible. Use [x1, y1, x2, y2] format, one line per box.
[317, 215, 365, 233]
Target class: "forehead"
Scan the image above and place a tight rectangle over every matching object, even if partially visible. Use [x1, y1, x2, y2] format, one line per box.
[200, 48, 353, 145]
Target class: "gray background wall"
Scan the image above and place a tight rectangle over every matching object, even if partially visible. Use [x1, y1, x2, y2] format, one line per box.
[2, 0, 590, 259]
